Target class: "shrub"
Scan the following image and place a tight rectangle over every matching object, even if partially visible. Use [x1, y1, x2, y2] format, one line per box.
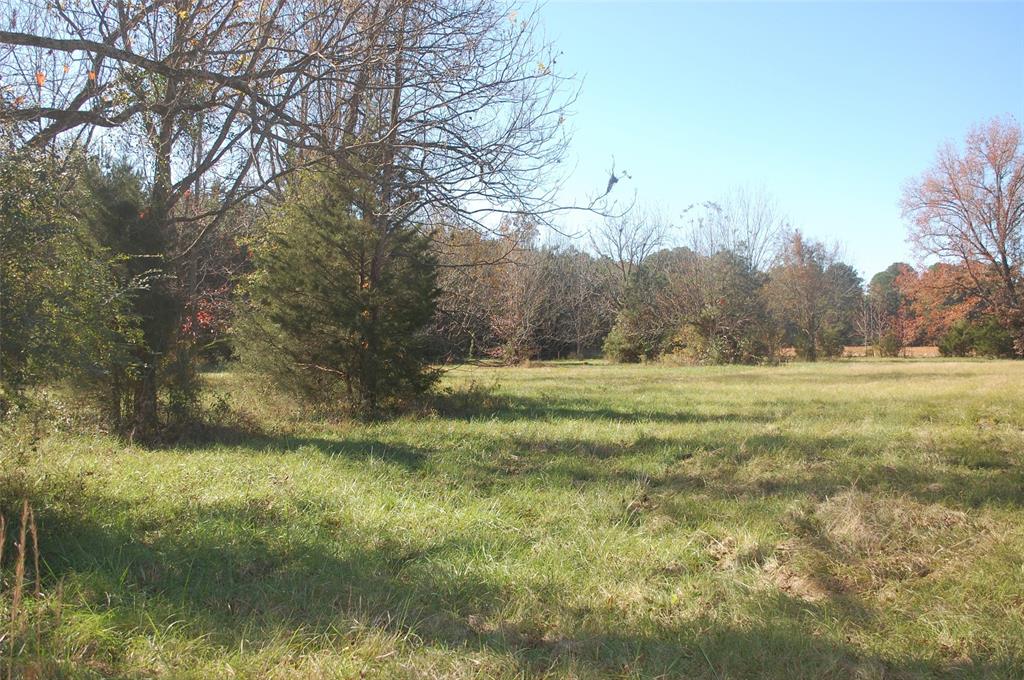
[817, 326, 846, 359]
[602, 319, 643, 363]
[875, 332, 904, 358]
[938, 320, 973, 357]
[938, 318, 1015, 358]
[241, 167, 440, 414]
[968, 319, 1015, 357]
[0, 150, 135, 416]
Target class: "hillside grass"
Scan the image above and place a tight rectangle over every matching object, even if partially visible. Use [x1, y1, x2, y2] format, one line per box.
[3, 360, 1024, 678]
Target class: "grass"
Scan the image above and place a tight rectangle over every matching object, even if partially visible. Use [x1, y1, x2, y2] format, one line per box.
[3, 359, 1024, 678]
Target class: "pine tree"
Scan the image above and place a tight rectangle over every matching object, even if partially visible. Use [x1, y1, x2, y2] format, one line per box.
[243, 167, 439, 414]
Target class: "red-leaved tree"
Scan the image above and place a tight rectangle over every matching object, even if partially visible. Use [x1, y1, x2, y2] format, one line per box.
[902, 116, 1024, 354]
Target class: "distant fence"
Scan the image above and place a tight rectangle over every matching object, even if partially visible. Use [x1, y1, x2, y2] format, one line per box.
[841, 346, 940, 358]
[778, 346, 941, 359]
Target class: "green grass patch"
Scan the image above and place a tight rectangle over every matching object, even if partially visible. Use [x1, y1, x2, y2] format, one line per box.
[3, 360, 1024, 678]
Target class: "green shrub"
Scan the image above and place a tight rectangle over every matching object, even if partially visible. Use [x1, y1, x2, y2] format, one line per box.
[875, 332, 904, 358]
[817, 326, 845, 359]
[602, 319, 643, 363]
[241, 166, 439, 414]
[0, 150, 135, 416]
[968, 319, 1015, 357]
[939, 319, 1015, 358]
[938, 320, 972, 357]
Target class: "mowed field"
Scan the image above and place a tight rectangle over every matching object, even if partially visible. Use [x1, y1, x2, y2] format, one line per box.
[5, 360, 1024, 678]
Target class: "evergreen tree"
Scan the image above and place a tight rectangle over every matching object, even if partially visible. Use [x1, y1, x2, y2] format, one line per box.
[243, 168, 439, 413]
[83, 161, 184, 433]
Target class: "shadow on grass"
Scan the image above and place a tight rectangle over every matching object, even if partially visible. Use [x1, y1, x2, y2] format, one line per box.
[460, 429, 1024, 511]
[29, 489, 1022, 678]
[430, 388, 769, 424]
[179, 430, 431, 470]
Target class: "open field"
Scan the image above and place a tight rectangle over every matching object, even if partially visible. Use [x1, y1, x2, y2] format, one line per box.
[4, 360, 1024, 678]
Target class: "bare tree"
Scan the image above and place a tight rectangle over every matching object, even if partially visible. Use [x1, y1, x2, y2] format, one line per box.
[687, 186, 787, 271]
[558, 246, 614, 357]
[590, 205, 671, 308]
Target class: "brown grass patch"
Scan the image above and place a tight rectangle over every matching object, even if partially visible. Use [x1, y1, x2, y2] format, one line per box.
[772, 491, 988, 598]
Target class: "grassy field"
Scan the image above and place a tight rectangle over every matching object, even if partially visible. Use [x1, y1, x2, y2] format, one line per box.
[3, 360, 1024, 678]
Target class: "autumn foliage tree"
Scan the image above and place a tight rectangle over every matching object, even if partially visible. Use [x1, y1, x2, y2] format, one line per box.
[765, 231, 861, 360]
[892, 264, 982, 344]
[902, 116, 1024, 354]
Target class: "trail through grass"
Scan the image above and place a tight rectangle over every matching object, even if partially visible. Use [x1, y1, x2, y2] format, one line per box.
[4, 360, 1024, 678]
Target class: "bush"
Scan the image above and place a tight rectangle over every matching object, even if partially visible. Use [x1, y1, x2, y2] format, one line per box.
[602, 319, 643, 363]
[968, 319, 1015, 357]
[938, 319, 1015, 358]
[817, 326, 845, 359]
[241, 167, 440, 414]
[0, 150, 134, 416]
[875, 332, 904, 358]
[938, 320, 973, 357]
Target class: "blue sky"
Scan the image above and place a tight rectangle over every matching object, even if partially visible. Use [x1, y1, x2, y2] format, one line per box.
[539, 1, 1024, 278]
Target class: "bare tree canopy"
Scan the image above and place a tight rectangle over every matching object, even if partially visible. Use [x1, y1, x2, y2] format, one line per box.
[590, 204, 671, 287]
[0, 0, 579, 240]
[687, 186, 788, 271]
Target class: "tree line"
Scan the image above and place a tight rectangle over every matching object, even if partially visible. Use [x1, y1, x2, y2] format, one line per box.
[1, 0, 582, 434]
[1, 0, 1021, 434]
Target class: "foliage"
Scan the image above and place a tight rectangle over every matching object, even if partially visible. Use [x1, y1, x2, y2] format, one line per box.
[602, 318, 644, 363]
[602, 265, 668, 363]
[765, 231, 862, 360]
[432, 225, 614, 364]
[654, 248, 777, 364]
[80, 161, 199, 436]
[903, 116, 1024, 354]
[938, 319, 1016, 358]
[860, 262, 916, 348]
[893, 263, 983, 345]
[875, 332, 904, 358]
[938, 321, 973, 357]
[0, 149, 133, 415]
[242, 168, 439, 414]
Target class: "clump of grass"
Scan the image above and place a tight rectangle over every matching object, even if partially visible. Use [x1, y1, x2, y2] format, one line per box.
[1, 500, 60, 679]
[705, 531, 774, 570]
[774, 489, 987, 596]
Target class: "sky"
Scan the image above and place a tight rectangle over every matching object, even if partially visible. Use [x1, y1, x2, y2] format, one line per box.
[537, 0, 1024, 278]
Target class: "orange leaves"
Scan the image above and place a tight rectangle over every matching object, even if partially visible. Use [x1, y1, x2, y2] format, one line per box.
[35, 71, 45, 87]
[88, 71, 97, 81]
[894, 264, 983, 343]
